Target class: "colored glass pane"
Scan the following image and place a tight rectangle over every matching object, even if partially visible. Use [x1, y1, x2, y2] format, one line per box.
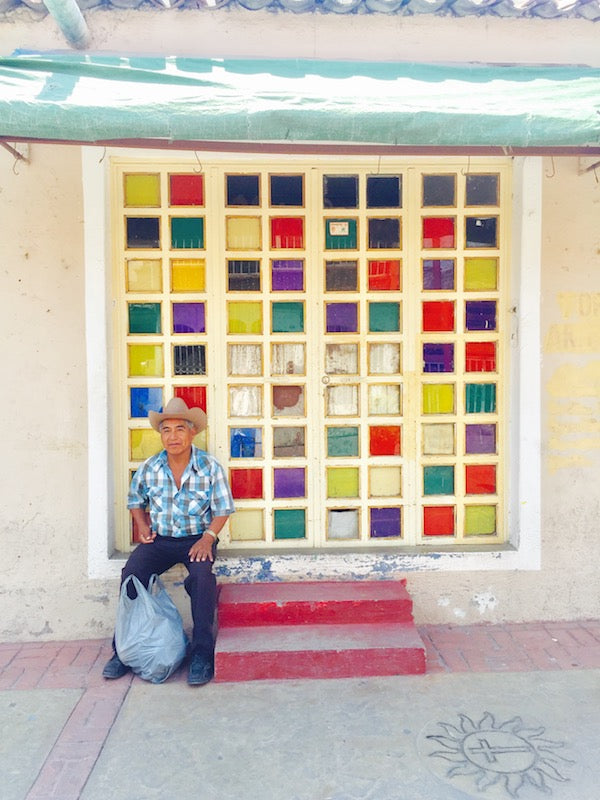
[422, 384, 454, 414]
[325, 219, 357, 250]
[169, 173, 204, 206]
[173, 345, 206, 375]
[229, 385, 262, 417]
[226, 217, 261, 249]
[466, 424, 496, 454]
[466, 174, 499, 206]
[369, 426, 401, 456]
[126, 259, 162, 292]
[274, 508, 306, 540]
[370, 507, 401, 538]
[465, 464, 496, 495]
[423, 343, 454, 373]
[230, 468, 263, 499]
[229, 509, 264, 542]
[368, 260, 401, 291]
[366, 175, 402, 208]
[171, 259, 205, 292]
[422, 301, 455, 332]
[270, 175, 303, 207]
[327, 427, 359, 457]
[325, 344, 358, 375]
[271, 218, 304, 249]
[369, 302, 400, 332]
[227, 302, 262, 334]
[368, 218, 401, 249]
[422, 217, 455, 248]
[272, 385, 304, 416]
[273, 427, 305, 458]
[465, 342, 496, 372]
[130, 387, 163, 418]
[422, 174, 455, 207]
[226, 174, 259, 206]
[272, 302, 304, 333]
[423, 506, 455, 536]
[326, 303, 358, 333]
[230, 428, 262, 458]
[323, 175, 358, 208]
[271, 343, 305, 375]
[466, 216, 498, 248]
[369, 343, 401, 375]
[327, 509, 359, 540]
[229, 344, 262, 376]
[465, 383, 496, 413]
[274, 468, 306, 499]
[368, 384, 401, 415]
[130, 428, 162, 461]
[126, 217, 160, 249]
[174, 386, 207, 412]
[465, 505, 497, 535]
[325, 260, 358, 291]
[173, 303, 205, 334]
[228, 260, 260, 292]
[422, 259, 454, 290]
[369, 466, 402, 497]
[128, 303, 161, 334]
[464, 257, 498, 290]
[327, 467, 359, 498]
[326, 385, 359, 416]
[271, 259, 304, 291]
[424, 465, 455, 495]
[128, 344, 163, 377]
[124, 173, 160, 207]
[171, 217, 204, 249]
[466, 301, 497, 331]
[422, 423, 454, 455]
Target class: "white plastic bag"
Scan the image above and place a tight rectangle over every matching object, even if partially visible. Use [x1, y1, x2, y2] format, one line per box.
[115, 574, 188, 684]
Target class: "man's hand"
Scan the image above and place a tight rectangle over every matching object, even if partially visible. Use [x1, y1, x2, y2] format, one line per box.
[131, 508, 156, 544]
[188, 533, 215, 563]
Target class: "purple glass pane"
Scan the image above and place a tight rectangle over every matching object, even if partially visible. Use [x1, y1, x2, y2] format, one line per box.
[465, 424, 496, 454]
[326, 303, 358, 333]
[370, 507, 401, 538]
[423, 259, 454, 290]
[272, 260, 304, 291]
[173, 303, 205, 333]
[423, 343, 454, 373]
[465, 301, 496, 331]
[273, 467, 306, 498]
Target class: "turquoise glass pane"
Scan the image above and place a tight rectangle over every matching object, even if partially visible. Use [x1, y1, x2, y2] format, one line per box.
[128, 303, 161, 334]
[272, 302, 304, 333]
[466, 383, 497, 413]
[369, 302, 400, 332]
[325, 219, 357, 250]
[327, 427, 359, 457]
[171, 217, 204, 249]
[130, 387, 162, 418]
[274, 508, 306, 540]
[424, 465, 455, 495]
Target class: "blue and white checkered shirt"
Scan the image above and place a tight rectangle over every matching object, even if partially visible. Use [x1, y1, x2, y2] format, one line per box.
[128, 446, 235, 538]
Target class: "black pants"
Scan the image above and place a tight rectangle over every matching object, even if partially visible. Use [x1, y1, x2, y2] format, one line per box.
[116, 535, 217, 663]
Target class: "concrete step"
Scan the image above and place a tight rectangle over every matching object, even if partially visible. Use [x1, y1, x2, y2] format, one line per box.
[217, 579, 415, 627]
[214, 621, 426, 682]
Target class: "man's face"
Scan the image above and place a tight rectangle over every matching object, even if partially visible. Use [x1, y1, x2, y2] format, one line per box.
[159, 418, 196, 457]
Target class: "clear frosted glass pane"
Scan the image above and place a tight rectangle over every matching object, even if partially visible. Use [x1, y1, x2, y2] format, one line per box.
[369, 343, 401, 375]
[326, 385, 359, 416]
[271, 344, 305, 375]
[127, 259, 162, 292]
[226, 217, 261, 249]
[325, 344, 359, 375]
[369, 466, 402, 497]
[327, 509, 359, 540]
[368, 385, 401, 415]
[229, 385, 262, 417]
[228, 344, 262, 376]
[422, 423, 455, 455]
[229, 509, 264, 541]
[272, 385, 305, 416]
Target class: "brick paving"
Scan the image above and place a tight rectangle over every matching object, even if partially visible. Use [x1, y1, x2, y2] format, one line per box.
[1, 620, 599, 799]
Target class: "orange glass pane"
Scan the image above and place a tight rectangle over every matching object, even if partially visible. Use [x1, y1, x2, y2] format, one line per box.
[230, 468, 263, 499]
[422, 301, 454, 332]
[369, 426, 401, 456]
[271, 217, 304, 249]
[368, 260, 401, 291]
[465, 464, 496, 494]
[465, 342, 496, 372]
[423, 506, 455, 536]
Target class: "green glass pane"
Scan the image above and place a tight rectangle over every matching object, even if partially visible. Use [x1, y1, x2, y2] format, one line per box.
[465, 505, 497, 535]
[327, 467, 359, 498]
[325, 219, 357, 250]
[423, 465, 455, 495]
[128, 303, 161, 334]
[124, 173, 160, 207]
[274, 508, 306, 540]
[464, 257, 498, 291]
[369, 302, 400, 332]
[171, 217, 204, 249]
[228, 302, 262, 334]
[422, 384, 454, 414]
[272, 302, 304, 333]
[466, 383, 497, 413]
[327, 427, 359, 457]
[128, 345, 164, 377]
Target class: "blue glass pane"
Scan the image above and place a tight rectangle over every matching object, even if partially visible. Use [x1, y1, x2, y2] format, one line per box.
[130, 387, 163, 418]
[230, 427, 262, 458]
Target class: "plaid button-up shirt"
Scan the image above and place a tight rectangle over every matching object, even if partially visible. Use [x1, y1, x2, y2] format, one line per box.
[128, 446, 235, 538]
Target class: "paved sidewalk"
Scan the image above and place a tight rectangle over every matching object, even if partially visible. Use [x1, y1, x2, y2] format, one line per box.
[1, 620, 599, 800]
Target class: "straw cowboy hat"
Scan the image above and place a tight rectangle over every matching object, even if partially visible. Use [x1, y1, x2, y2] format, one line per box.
[149, 397, 207, 433]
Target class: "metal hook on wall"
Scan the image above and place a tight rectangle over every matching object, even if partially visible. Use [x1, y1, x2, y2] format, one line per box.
[193, 152, 203, 174]
[461, 156, 471, 176]
[545, 156, 556, 178]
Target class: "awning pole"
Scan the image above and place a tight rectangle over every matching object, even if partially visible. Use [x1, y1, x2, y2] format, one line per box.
[42, 0, 91, 50]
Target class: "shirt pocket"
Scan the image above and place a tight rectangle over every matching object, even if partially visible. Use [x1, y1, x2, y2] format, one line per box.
[187, 496, 209, 518]
[146, 486, 164, 512]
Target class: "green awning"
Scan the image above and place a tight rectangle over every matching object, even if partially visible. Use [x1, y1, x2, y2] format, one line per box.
[0, 53, 599, 149]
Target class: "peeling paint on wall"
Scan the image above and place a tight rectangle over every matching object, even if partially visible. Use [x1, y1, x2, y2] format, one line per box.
[471, 590, 498, 614]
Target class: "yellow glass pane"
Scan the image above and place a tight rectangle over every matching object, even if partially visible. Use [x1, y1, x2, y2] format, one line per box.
[369, 466, 402, 497]
[126, 259, 162, 292]
[464, 257, 498, 291]
[229, 509, 264, 541]
[327, 467, 359, 498]
[130, 428, 162, 460]
[128, 344, 164, 377]
[422, 384, 454, 414]
[171, 259, 206, 292]
[193, 430, 207, 450]
[422, 424, 455, 455]
[124, 173, 160, 207]
[465, 505, 497, 535]
[226, 217, 262, 250]
[228, 302, 263, 334]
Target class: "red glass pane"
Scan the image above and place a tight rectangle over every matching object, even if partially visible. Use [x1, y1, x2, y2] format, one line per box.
[368, 260, 401, 291]
[230, 468, 263, 499]
[465, 465, 496, 494]
[423, 506, 455, 536]
[369, 426, 401, 456]
[465, 342, 496, 372]
[169, 174, 204, 206]
[271, 218, 304, 249]
[422, 301, 455, 332]
[174, 386, 207, 412]
[422, 217, 455, 248]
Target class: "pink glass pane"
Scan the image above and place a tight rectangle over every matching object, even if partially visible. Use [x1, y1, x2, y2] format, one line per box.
[422, 301, 454, 332]
[422, 217, 455, 248]
[271, 218, 304, 249]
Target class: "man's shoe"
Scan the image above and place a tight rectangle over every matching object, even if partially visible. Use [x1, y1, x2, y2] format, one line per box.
[188, 654, 214, 686]
[102, 653, 131, 679]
